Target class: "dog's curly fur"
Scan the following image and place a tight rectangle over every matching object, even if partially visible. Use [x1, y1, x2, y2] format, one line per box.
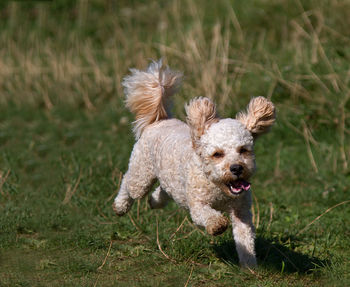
[113, 60, 276, 268]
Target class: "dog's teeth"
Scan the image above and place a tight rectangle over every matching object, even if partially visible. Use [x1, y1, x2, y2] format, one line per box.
[229, 184, 240, 193]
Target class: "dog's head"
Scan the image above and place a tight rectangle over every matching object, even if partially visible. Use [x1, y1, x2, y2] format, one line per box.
[186, 97, 275, 197]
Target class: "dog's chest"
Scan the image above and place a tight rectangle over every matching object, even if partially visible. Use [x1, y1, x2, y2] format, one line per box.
[187, 180, 232, 211]
[207, 186, 233, 210]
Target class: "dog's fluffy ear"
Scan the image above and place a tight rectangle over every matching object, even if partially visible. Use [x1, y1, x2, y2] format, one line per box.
[186, 97, 219, 147]
[236, 97, 276, 137]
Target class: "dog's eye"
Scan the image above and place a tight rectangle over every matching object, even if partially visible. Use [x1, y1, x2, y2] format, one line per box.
[212, 151, 224, 158]
[239, 147, 248, 154]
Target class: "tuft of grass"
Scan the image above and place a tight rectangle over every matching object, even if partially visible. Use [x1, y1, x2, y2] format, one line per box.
[0, 0, 350, 286]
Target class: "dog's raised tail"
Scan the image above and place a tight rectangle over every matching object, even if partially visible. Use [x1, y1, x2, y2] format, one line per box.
[122, 60, 183, 139]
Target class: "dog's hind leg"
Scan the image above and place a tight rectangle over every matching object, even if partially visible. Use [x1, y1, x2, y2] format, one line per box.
[149, 186, 170, 209]
[113, 142, 156, 216]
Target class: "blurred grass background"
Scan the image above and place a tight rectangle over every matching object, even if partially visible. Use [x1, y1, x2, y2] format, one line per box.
[0, 0, 349, 286]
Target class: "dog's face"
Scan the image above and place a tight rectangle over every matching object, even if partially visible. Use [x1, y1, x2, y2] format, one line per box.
[198, 119, 255, 197]
[186, 97, 275, 197]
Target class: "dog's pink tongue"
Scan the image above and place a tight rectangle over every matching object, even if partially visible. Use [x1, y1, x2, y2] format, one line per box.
[230, 180, 251, 193]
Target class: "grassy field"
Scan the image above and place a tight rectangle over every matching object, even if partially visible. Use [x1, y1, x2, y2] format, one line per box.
[1, 0, 350, 286]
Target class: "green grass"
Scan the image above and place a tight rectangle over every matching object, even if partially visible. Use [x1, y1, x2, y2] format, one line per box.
[1, 0, 350, 286]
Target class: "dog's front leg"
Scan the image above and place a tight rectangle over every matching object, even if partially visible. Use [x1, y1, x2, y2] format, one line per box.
[229, 193, 257, 268]
[189, 203, 229, 236]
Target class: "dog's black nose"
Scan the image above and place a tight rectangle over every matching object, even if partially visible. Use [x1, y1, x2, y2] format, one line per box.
[230, 164, 243, 176]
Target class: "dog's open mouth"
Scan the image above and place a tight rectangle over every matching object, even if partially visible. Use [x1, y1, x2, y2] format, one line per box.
[226, 180, 251, 195]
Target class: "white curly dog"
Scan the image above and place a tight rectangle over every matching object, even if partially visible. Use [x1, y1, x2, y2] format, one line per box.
[113, 60, 275, 268]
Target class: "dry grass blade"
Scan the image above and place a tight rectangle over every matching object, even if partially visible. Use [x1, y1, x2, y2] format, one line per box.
[156, 217, 177, 263]
[246, 266, 262, 278]
[170, 216, 189, 240]
[62, 170, 82, 204]
[0, 169, 11, 197]
[106, 171, 123, 203]
[267, 202, 274, 231]
[186, 220, 205, 236]
[297, 200, 350, 236]
[184, 266, 194, 287]
[252, 193, 260, 230]
[225, 0, 244, 44]
[166, 209, 180, 222]
[97, 240, 113, 271]
[93, 240, 113, 287]
[175, 229, 197, 241]
[96, 202, 109, 220]
[339, 106, 348, 170]
[323, 25, 350, 43]
[93, 274, 101, 287]
[302, 120, 319, 173]
[127, 213, 151, 241]
[284, 119, 318, 146]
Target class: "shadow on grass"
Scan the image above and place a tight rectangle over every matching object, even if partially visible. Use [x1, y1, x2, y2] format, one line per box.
[213, 236, 329, 274]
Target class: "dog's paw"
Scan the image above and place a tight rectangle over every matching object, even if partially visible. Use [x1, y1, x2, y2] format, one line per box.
[206, 216, 229, 236]
[113, 193, 134, 216]
[112, 202, 123, 216]
[240, 255, 257, 269]
[112, 201, 130, 216]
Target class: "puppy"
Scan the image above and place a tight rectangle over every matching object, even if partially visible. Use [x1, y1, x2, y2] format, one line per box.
[113, 60, 275, 268]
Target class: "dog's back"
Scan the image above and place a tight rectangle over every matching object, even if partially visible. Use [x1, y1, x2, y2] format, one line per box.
[136, 118, 192, 207]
